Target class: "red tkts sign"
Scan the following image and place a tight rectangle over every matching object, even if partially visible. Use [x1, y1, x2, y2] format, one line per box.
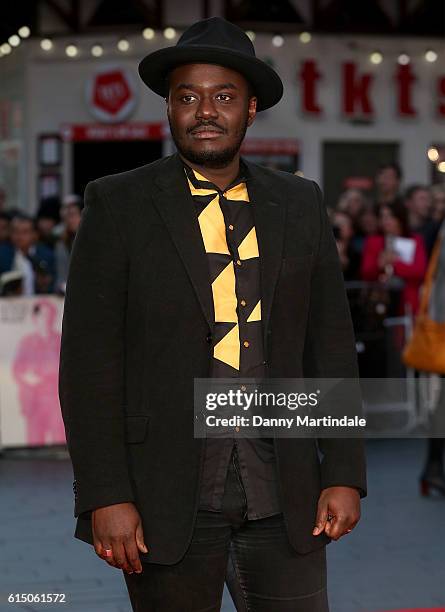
[86, 67, 138, 123]
[298, 60, 445, 120]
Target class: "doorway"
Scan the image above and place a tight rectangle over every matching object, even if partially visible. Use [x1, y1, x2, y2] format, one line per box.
[323, 141, 400, 208]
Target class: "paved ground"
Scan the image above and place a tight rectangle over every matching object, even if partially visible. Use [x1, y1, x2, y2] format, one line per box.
[0, 439, 444, 612]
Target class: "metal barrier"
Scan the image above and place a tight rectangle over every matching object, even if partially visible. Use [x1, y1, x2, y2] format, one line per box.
[345, 280, 434, 433]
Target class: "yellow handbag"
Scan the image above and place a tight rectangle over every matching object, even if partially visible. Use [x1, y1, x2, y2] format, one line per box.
[402, 236, 445, 373]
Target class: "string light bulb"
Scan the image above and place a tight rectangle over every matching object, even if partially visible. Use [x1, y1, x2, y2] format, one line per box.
[398, 53, 410, 65]
[163, 27, 176, 40]
[143, 28, 155, 40]
[65, 44, 78, 57]
[425, 50, 438, 63]
[18, 26, 30, 38]
[40, 38, 53, 51]
[370, 51, 383, 65]
[8, 35, 20, 47]
[428, 148, 439, 162]
[272, 35, 284, 47]
[91, 44, 103, 57]
[117, 39, 130, 52]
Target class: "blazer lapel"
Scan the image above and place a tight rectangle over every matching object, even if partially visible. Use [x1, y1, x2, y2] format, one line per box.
[243, 158, 287, 348]
[152, 154, 214, 331]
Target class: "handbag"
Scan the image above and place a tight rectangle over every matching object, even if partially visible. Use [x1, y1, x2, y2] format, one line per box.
[402, 236, 445, 373]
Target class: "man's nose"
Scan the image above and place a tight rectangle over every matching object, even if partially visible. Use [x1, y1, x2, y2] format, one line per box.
[195, 96, 218, 120]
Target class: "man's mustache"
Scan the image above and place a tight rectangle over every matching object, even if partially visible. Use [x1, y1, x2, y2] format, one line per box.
[187, 122, 227, 134]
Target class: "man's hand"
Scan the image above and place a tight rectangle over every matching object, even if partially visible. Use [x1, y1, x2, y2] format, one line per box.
[92, 502, 148, 574]
[312, 486, 361, 541]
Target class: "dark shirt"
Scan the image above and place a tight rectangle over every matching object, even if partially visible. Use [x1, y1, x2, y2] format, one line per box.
[412, 218, 441, 258]
[184, 161, 281, 520]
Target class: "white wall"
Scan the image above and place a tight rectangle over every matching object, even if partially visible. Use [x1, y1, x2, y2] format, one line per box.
[15, 30, 445, 212]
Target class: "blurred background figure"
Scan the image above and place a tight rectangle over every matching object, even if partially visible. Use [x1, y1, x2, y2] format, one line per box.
[332, 210, 361, 280]
[36, 196, 61, 250]
[0, 213, 55, 295]
[336, 188, 366, 223]
[374, 162, 402, 208]
[361, 201, 427, 316]
[404, 184, 439, 256]
[0, 270, 24, 297]
[431, 184, 445, 224]
[0, 211, 12, 244]
[54, 199, 83, 294]
[0, 186, 7, 212]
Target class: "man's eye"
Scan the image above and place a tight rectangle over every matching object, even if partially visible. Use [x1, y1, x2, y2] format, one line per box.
[217, 94, 232, 101]
[182, 95, 196, 103]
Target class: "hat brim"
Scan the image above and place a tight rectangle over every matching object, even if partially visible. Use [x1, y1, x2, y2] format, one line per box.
[138, 45, 283, 112]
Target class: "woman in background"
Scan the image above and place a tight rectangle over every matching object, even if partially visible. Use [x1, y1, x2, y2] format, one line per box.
[361, 201, 427, 316]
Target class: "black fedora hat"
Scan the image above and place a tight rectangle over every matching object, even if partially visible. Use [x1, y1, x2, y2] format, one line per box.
[138, 17, 283, 112]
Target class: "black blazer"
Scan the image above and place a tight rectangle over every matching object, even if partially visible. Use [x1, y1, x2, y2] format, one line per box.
[59, 152, 366, 565]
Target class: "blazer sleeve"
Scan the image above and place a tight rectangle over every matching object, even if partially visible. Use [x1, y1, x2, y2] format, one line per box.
[58, 179, 135, 517]
[303, 181, 367, 498]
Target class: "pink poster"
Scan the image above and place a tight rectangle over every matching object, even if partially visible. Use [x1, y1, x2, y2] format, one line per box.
[0, 296, 66, 447]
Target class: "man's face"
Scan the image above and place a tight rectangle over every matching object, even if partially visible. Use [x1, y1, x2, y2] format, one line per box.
[409, 188, 431, 219]
[166, 63, 257, 168]
[376, 168, 400, 194]
[11, 219, 35, 251]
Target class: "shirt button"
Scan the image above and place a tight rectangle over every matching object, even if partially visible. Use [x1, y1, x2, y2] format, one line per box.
[228, 224, 234, 231]
[240, 299, 246, 307]
[236, 259, 242, 266]
[243, 341, 250, 348]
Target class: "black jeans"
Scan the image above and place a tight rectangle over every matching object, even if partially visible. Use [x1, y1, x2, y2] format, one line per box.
[124, 450, 329, 612]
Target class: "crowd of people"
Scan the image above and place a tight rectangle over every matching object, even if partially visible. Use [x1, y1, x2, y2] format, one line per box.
[0, 194, 83, 296]
[1, 163, 445, 321]
[331, 163, 445, 318]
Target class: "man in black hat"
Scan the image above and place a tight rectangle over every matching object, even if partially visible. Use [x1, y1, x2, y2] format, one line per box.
[59, 17, 366, 612]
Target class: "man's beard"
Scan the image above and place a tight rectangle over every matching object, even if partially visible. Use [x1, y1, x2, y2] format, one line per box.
[168, 115, 249, 169]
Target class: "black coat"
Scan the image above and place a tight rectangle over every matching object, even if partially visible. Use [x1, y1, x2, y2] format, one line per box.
[59, 153, 366, 565]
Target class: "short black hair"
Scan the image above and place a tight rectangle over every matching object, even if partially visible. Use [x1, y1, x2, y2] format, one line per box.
[376, 162, 402, 181]
[11, 212, 37, 231]
[380, 200, 411, 237]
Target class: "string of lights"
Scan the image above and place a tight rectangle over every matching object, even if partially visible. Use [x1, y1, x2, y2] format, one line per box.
[1, 26, 442, 66]
[1, 24, 444, 173]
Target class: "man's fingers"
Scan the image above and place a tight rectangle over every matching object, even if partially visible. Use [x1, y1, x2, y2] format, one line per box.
[135, 523, 149, 554]
[124, 537, 143, 574]
[313, 502, 329, 535]
[94, 541, 118, 567]
[111, 540, 133, 574]
[327, 515, 349, 540]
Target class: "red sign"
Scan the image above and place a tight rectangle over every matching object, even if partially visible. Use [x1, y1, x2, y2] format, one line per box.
[298, 60, 445, 120]
[86, 67, 138, 123]
[93, 70, 131, 116]
[60, 122, 165, 142]
[344, 176, 373, 190]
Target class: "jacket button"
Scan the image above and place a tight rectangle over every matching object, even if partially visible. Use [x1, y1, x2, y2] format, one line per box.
[206, 333, 213, 343]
